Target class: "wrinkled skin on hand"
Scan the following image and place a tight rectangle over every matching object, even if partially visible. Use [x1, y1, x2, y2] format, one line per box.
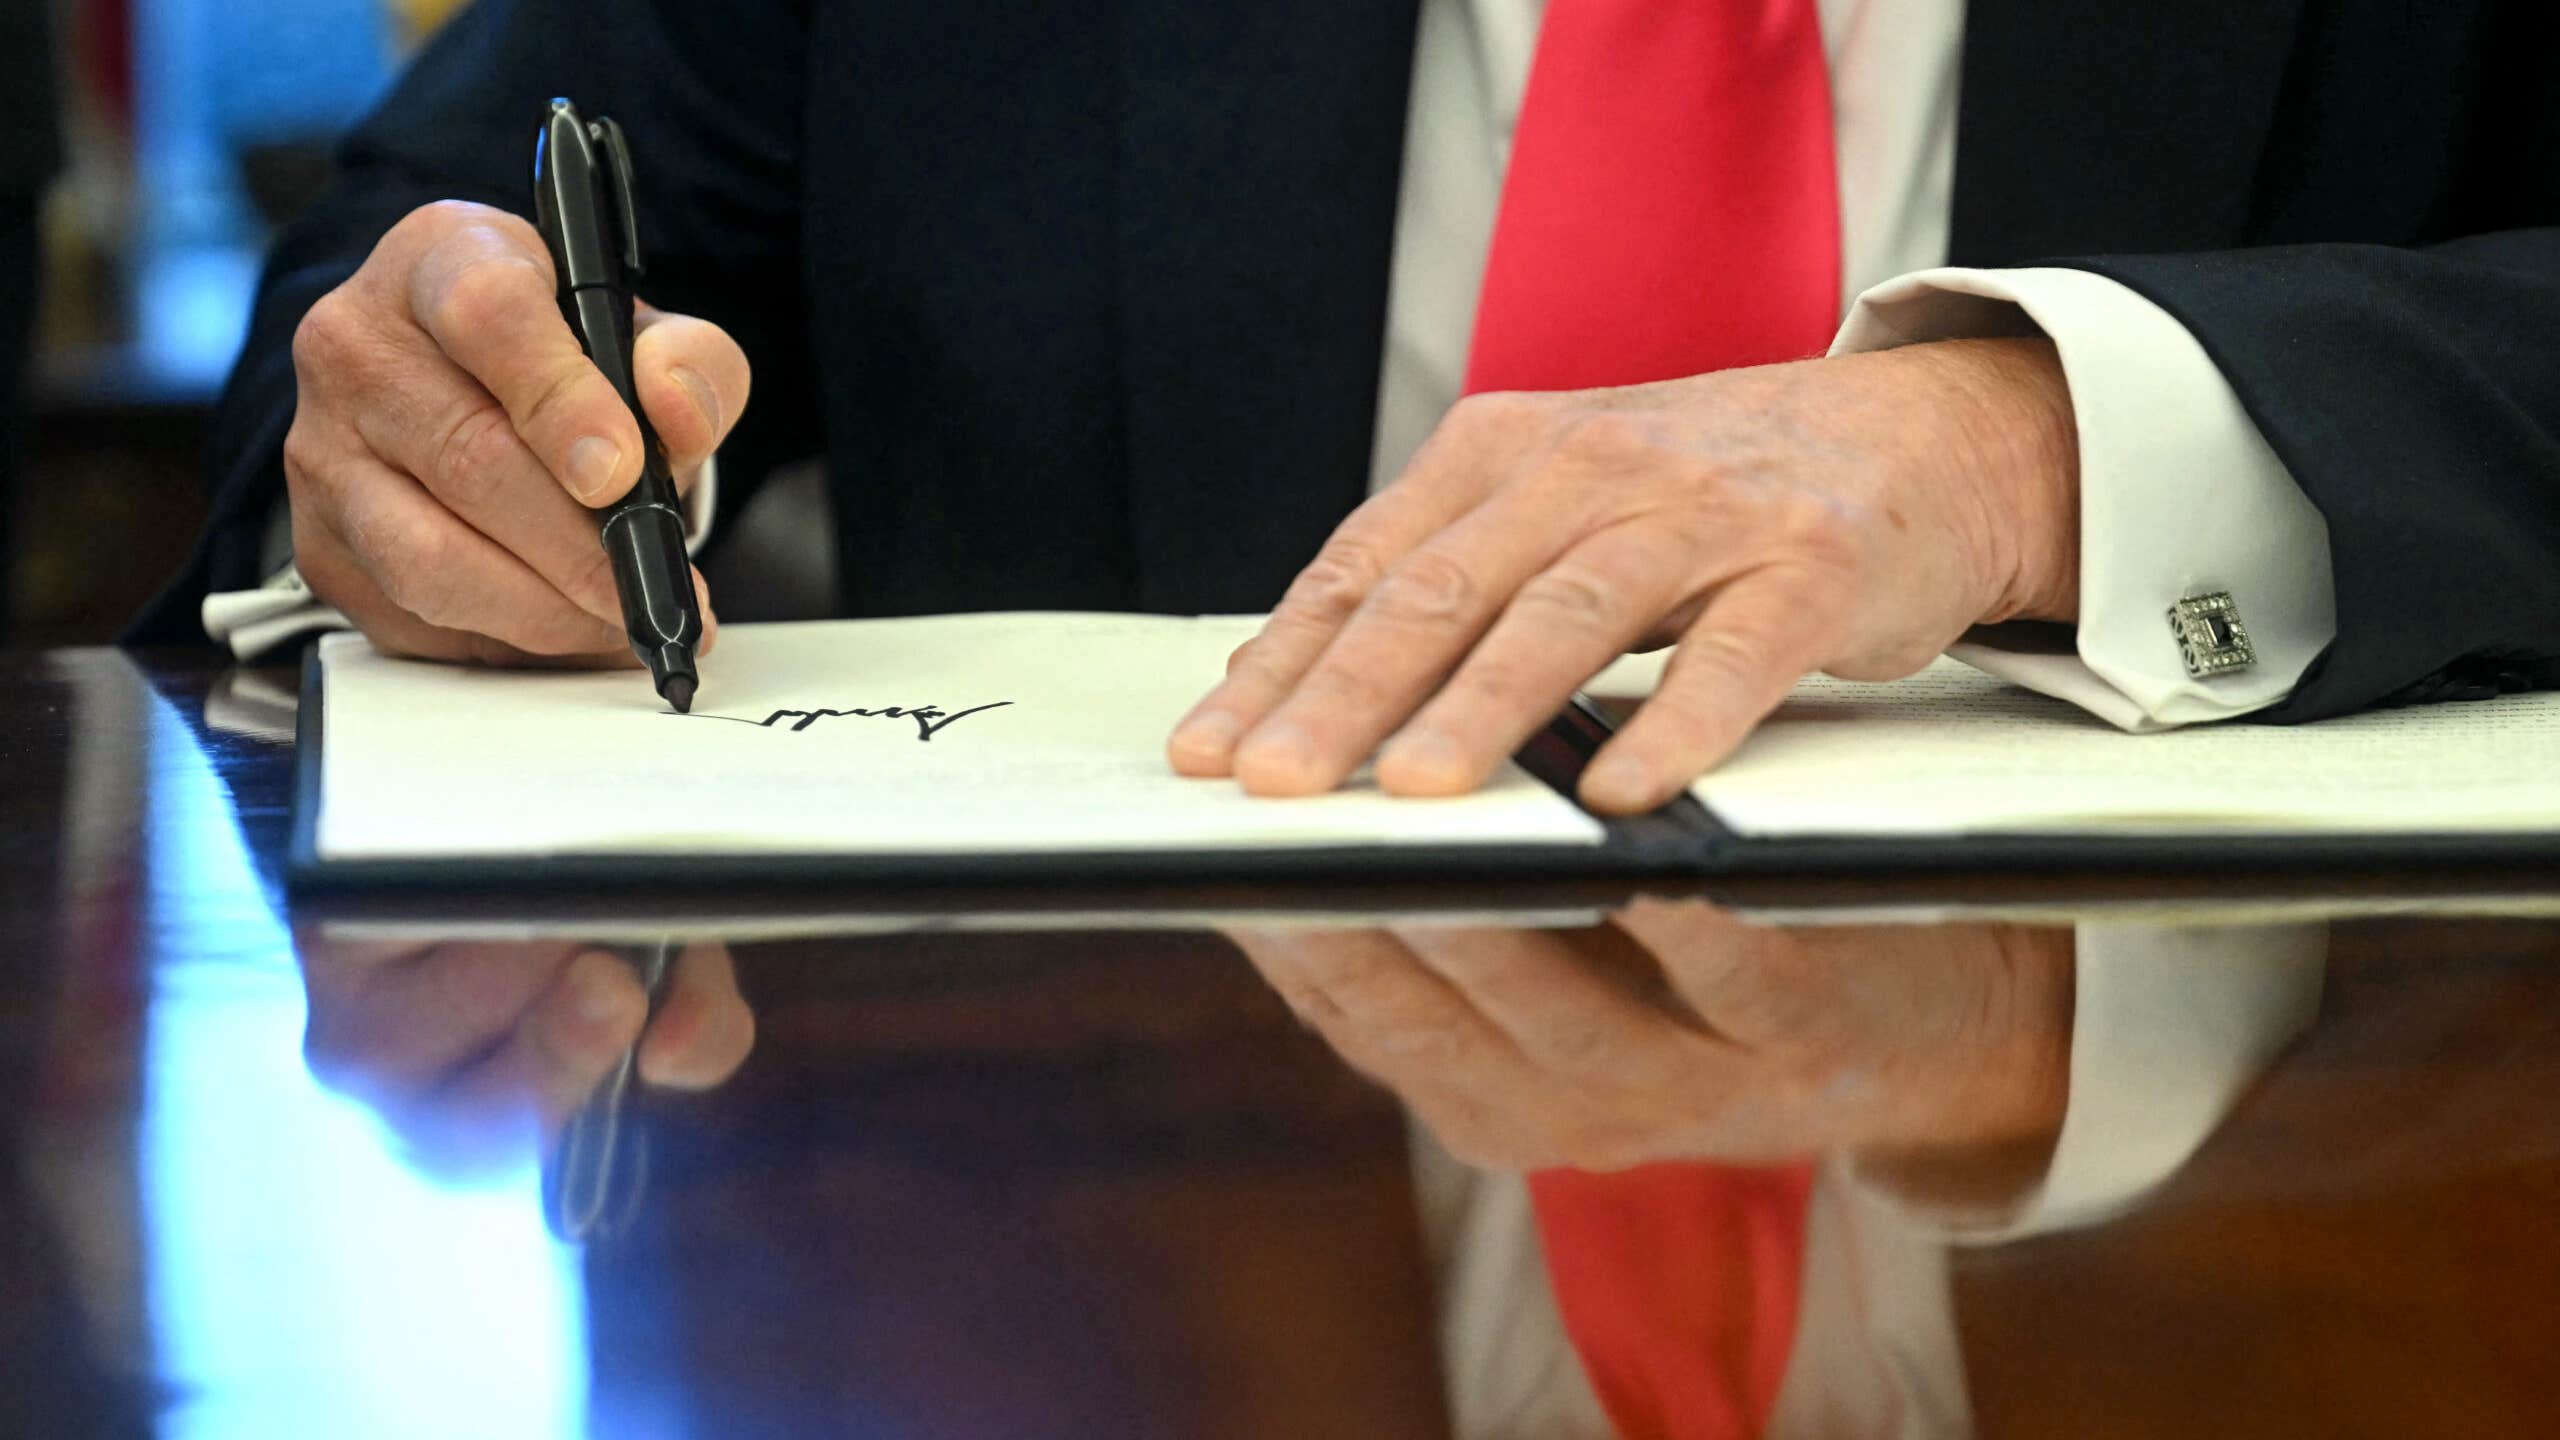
[1174, 338, 2080, 812]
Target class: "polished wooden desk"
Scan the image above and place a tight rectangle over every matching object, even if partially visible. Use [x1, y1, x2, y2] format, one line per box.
[5, 647, 2558, 1438]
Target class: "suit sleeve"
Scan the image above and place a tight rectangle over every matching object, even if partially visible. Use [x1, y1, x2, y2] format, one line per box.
[2057, 234, 2560, 721]
[125, 0, 818, 644]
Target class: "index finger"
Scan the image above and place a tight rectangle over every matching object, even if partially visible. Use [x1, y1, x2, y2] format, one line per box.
[1166, 394, 1552, 778]
[403, 215, 646, 507]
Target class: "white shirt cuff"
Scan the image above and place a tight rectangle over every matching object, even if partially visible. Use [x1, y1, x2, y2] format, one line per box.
[204, 455, 721, 662]
[1852, 921, 2328, 1241]
[201, 565, 350, 662]
[1831, 267, 2339, 731]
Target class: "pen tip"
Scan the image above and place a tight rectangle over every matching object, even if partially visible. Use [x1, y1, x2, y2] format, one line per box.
[663, 675, 695, 714]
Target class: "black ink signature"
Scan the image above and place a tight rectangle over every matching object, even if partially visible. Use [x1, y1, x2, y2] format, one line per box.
[672, 701, 1013, 742]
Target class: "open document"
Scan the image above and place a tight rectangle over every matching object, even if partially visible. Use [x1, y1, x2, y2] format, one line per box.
[296, 615, 2559, 887]
[307, 614, 1605, 863]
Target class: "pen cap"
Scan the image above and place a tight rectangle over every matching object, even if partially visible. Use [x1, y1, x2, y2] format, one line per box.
[532, 98, 636, 293]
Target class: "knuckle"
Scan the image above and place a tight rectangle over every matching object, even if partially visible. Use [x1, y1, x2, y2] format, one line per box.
[409, 201, 545, 265]
[469, 206, 547, 258]
[1281, 540, 1388, 625]
[291, 292, 362, 383]
[1365, 550, 1480, 627]
[380, 527, 460, 625]
[379, 202, 456, 259]
[429, 255, 543, 340]
[1223, 636, 1271, 679]
[1452, 655, 1540, 708]
[429, 404, 521, 510]
[1682, 628, 1774, 684]
[1511, 568, 1620, 631]
[280, 418, 329, 492]
[1223, 634, 1299, 688]
[1771, 491, 1855, 554]
[1554, 412, 1653, 467]
[516, 357, 597, 436]
[400, 198, 488, 243]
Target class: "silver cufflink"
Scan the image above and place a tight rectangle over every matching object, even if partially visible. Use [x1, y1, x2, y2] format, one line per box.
[2168, 591, 2255, 678]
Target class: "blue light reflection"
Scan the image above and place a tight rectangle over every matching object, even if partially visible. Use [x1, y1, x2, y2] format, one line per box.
[135, 680, 593, 1439]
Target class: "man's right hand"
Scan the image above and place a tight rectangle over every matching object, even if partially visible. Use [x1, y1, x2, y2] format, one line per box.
[286, 200, 753, 665]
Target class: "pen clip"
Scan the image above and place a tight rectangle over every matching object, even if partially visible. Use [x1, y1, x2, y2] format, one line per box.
[589, 114, 647, 281]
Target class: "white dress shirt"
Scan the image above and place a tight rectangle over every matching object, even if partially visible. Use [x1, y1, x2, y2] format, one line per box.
[214, 0, 2338, 734]
[1373, 0, 2337, 729]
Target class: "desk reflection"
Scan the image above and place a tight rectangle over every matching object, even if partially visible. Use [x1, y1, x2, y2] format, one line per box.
[295, 934, 752, 1235]
[17, 646, 2560, 1436]
[286, 901, 2338, 1440]
[1235, 904, 2328, 1439]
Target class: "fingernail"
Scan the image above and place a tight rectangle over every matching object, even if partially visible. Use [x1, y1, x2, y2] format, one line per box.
[567, 437, 622, 502]
[1171, 710, 1241, 761]
[671, 365, 720, 438]
[1238, 721, 1318, 788]
[1584, 755, 1660, 811]
[1382, 730, 1463, 786]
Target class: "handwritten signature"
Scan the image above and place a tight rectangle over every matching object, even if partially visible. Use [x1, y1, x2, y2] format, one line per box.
[674, 701, 1014, 742]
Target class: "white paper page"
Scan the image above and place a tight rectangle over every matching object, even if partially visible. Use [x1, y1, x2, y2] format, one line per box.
[1680, 659, 2560, 836]
[315, 614, 1605, 860]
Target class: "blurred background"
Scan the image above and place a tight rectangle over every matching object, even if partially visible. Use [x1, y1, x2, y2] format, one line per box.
[4, 0, 464, 647]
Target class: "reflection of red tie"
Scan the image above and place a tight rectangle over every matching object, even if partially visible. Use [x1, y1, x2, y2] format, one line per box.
[1464, 0, 1841, 395]
[1531, 1164, 1815, 1439]
[1480, 4, 1837, 1432]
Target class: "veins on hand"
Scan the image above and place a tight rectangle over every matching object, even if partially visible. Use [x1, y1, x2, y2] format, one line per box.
[672, 701, 1014, 742]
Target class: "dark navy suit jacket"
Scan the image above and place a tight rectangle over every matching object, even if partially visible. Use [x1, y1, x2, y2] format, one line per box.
[137, 0, 2560, 719]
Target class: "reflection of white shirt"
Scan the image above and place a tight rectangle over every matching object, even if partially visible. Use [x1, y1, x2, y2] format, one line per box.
[1375, 0, 2338, 731]
[1417, 921, 2328, 1440]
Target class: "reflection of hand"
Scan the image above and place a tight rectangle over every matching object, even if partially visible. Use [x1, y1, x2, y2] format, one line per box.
[1231, 898, 2073, 1173]
[298, 936, 755, 1176]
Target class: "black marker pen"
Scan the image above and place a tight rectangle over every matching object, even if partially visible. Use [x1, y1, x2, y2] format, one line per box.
[532, 97, 704, 712]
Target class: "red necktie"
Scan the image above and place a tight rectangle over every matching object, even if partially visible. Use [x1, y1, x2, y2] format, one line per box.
[1465, 0, 1841, 395]
[1476, 3, 1838, 1434]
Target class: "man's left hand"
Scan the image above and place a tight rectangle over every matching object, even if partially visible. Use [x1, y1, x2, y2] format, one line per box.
[1169, 337, 2081, 813]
